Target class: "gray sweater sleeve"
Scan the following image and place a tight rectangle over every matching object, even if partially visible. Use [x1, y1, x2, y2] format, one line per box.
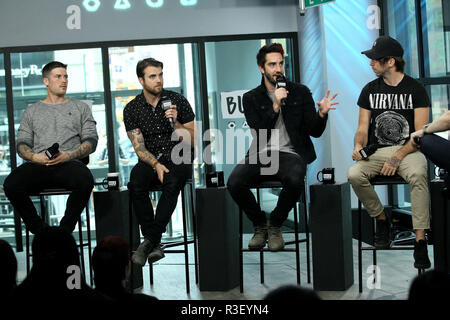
[16, 107, 34, 149]
[78, 101, 99, 153]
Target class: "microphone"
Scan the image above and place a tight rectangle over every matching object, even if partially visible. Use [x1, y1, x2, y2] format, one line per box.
[276, 75, 287, 106]
[161, 97, 174, 128]
[359, 144, 378, 160]
[45, 143, 60, 159]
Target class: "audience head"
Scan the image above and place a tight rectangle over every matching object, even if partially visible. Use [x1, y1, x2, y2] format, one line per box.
[408, 269, 450, 303]
[0, 239, 17, 297]
[264, 284, 321, 301]
[30, 226, 80, 285]
[92, 236, 130, 289]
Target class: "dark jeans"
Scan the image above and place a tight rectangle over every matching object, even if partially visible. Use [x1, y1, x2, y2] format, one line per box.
[420, 133, 450, 190]
[127, 161, 192, 245]
[227, 152, 306, 227]
[3, 160, 94, 234]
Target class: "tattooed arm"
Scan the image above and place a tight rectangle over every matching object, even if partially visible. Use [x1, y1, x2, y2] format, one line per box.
[127, 128, 159, 167]
[127, 128, 169, 182]
[17, 143, 48, 165]
[46, 141, 94, 166]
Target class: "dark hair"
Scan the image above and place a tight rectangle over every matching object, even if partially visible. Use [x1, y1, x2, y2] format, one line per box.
[0, 239, 17, 296]
[92, 236, 130, 287]
[32, 227, 80, 268]
[136, 58, 164, 79]
[256, 43, 285, 68]
[42, 61, 67, 78]
[409, 270, 450, 302]
[264, 284, 320, 301]
[379, 56, 405, 73]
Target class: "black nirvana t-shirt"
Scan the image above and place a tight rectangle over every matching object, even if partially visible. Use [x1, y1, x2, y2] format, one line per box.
[357, 75, 430, 146]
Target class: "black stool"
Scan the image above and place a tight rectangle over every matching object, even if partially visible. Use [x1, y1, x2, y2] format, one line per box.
[239, 180, 311, 293]
[25, 188, 93, 285]
[128, 179, 198, 293]
[442, 185, 448, 272]
[357, 175, 425, 293]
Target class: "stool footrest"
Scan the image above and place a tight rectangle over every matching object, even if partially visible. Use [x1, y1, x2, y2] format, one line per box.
[242, 248, 299, 253]
[361, 245, 415, 251]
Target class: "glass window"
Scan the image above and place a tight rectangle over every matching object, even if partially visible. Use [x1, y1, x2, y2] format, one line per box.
[10, 49, 106, 234]
[0, 54, 9, 179]
[386, 0, 420, 78]
[422, 0, 450, 77]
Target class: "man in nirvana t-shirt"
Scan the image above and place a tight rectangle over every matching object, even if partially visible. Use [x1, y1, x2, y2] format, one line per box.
[347, 36, 432, 270]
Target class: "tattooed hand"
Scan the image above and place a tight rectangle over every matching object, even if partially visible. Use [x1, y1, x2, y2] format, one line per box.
[380, 156, 401, 176]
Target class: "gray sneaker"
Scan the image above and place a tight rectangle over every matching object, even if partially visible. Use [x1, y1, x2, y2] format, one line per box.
[131, 239, 154, 266]
[248, 224, 268, 250]
[268, 225, 285, 251]
[148, 244, 165, 264]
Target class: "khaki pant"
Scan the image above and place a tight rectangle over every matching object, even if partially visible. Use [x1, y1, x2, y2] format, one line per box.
[347, 146, 430, 230]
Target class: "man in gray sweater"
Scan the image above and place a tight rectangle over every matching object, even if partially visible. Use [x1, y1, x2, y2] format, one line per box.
[3, 61, 98, 234]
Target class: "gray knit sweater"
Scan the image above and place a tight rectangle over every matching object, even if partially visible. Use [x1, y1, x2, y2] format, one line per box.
[16, 98, 98, 154]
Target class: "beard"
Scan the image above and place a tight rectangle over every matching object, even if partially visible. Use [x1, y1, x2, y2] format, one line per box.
[264, 72, 278, 86]
[143, 84, 163, 96]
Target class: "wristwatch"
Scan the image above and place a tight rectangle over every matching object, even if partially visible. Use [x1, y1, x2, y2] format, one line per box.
[422, 124, 430, 134]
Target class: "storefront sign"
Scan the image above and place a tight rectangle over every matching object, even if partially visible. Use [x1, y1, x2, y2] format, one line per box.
[220, 90, 248, 119]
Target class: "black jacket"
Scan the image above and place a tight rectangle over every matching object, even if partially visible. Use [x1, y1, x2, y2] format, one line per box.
[243, 80, 327, 164]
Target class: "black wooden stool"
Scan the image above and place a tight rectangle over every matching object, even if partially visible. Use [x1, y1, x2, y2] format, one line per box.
[128, 179, 198, 293]
[25, 188, 93, 285]
[358, 175, 426, 293]
[239, 180, 311, 293]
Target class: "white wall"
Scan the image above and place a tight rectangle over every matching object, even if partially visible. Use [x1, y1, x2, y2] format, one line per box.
[0, 0, 298, 48]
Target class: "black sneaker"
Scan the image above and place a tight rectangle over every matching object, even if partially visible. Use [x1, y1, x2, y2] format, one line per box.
[414, 239, 431, 269]
[374, 217, 392, 249]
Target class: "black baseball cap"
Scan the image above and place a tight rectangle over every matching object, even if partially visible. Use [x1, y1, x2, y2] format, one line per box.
[361, 36, 404, 60]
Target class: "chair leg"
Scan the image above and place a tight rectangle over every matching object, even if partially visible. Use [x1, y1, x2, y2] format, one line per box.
[189, 183, 199, 284]
[85, 204, 93, 286]
[303, 190, 311, 283]
[444, 191, 448, 272]
[150, 264, 154, 285]
[128, 190, 134, 293]
[256, 188, 265, 284]
[181, 189, 190, 294]
[78, 215, 86, 283]
[239, 207, 244, 293]
[14, 210, 23, 252]
[260, 250, 264, 284]
[26, 226, 30, 274]
[372, 218, 377, 286]
[358, 200, 363, 293]
[294, 202, 301, 285]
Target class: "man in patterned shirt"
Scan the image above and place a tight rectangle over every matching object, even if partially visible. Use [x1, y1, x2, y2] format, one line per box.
[124, 58, 195, 265]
